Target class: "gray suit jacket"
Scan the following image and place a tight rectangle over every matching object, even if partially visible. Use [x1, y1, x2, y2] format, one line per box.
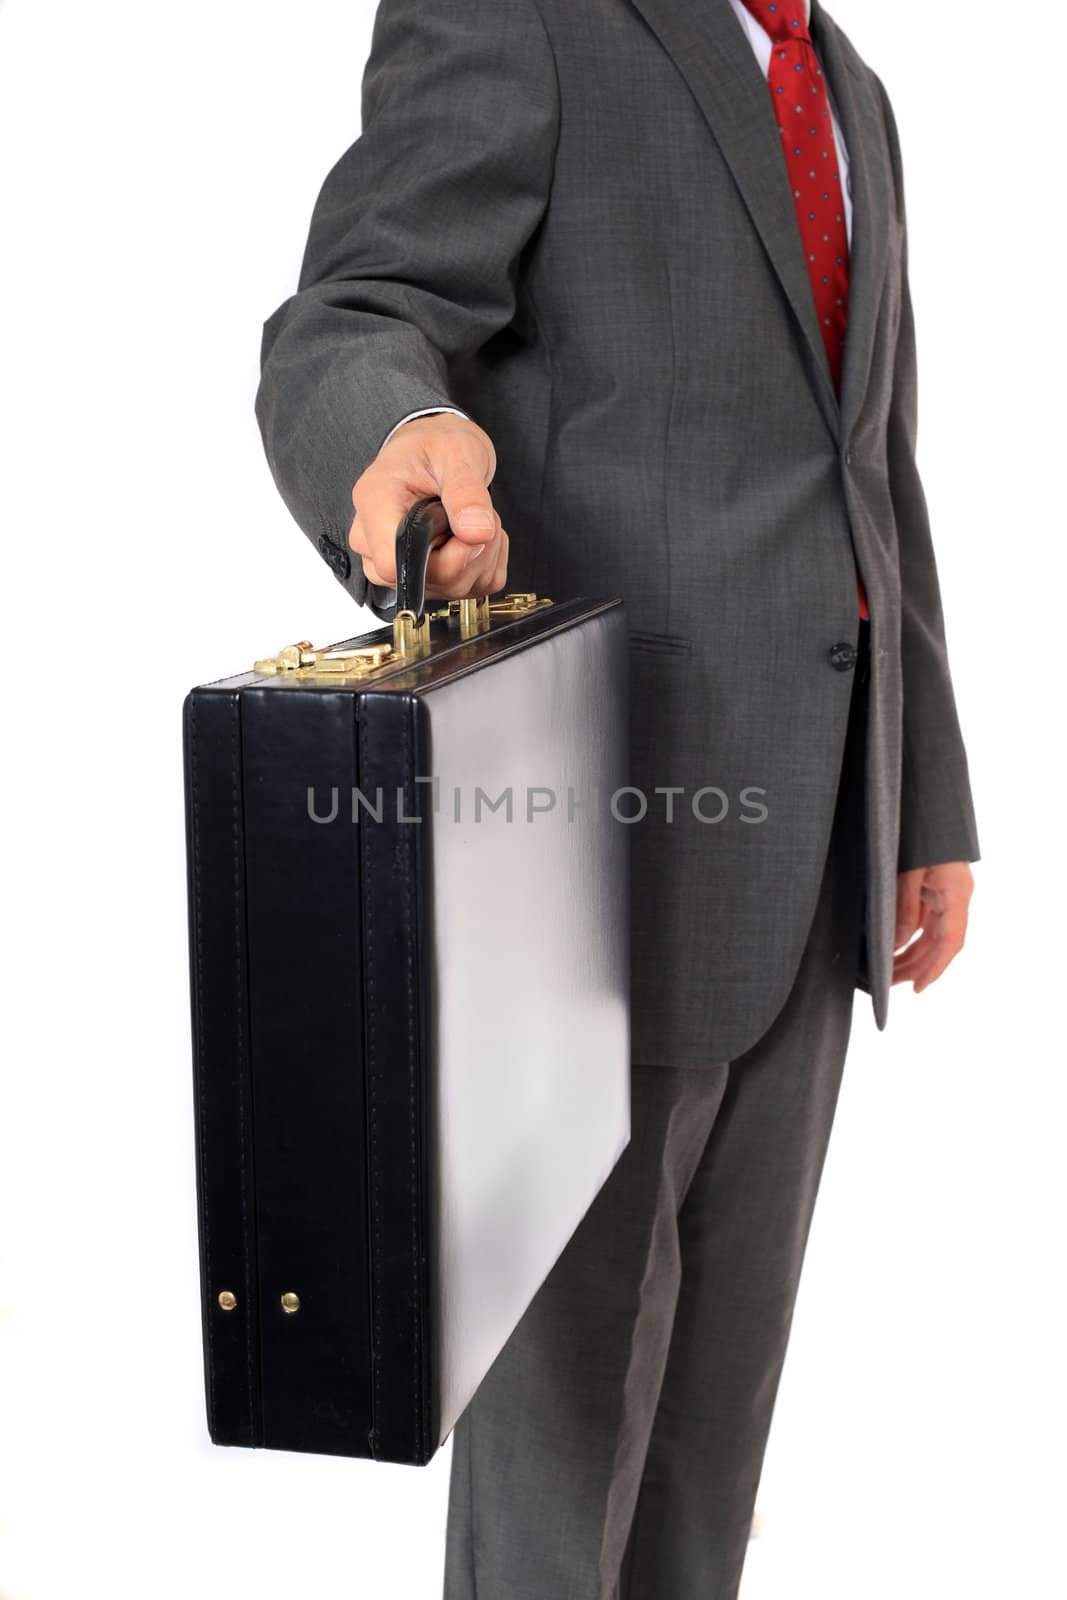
[255, 0, 981, 1068]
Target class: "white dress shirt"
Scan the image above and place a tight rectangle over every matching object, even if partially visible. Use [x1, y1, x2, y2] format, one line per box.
[380, 0, 852, 449]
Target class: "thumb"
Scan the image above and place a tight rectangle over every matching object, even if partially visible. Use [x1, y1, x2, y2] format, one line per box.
[437, 472, 499, 548]
[895, 867, 925, 948]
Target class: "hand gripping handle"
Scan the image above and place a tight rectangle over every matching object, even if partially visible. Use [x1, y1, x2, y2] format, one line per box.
[365, 495, 453, 623]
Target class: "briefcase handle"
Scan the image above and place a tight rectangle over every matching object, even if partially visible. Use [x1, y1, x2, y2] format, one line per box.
[365, 495, 453, 623]
[361, 495, 551, 661]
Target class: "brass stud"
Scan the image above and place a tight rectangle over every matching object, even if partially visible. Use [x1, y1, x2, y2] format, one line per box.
[280, 1292, 301, 1314]
[217, 1290, 237, 1312]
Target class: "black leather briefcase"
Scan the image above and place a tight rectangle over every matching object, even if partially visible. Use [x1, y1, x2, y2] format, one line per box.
[183, 497, 630, 1465]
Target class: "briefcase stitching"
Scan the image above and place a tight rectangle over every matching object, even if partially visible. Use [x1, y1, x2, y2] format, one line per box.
[359, 704, 385, 1459]
[360, 695, 430, 1464]
[229, 702, 259, 1440]
[188, 695, 262, 1446]
[401, 698, 423, 1462]
[188, 700, 216, 1435]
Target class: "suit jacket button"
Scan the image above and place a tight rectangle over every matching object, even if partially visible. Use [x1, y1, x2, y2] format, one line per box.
[829, 641, 857, 671]
[317, 533, 351, 581]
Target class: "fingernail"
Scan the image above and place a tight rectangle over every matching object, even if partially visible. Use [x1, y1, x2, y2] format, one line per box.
[455, 507, 494, 532]
[462, 543, 486, 567]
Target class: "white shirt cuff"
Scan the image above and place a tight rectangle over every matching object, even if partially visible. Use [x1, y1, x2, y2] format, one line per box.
[380, 407, 471, 450]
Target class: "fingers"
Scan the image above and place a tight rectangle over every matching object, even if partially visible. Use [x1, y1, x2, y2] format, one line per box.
[349, 413, 508, 597]
[488, 529, 510, 595]
[894, 866, 926, 952]
[891, 934, 931, 986]
[422, 516, 502, 594]
[890, 877, 970, 992]
[423, 527, 510, 600]
[891, 919, 964, 992]
[914, 896, 969, 993]
[352, 546, 394, 591]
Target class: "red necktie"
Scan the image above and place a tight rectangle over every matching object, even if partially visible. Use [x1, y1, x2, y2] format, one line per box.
[736, 0, 869, 620]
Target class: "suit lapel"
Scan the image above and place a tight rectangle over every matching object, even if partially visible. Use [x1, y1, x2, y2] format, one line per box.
[809, 0, 891, 443]
[626, 0, 890, 444]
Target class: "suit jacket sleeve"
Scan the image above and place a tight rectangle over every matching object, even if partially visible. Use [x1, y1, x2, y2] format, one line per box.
[874, 73, 981, 875]
[254, 0, 560, 607]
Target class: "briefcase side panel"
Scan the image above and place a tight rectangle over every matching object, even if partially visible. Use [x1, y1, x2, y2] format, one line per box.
[357, 691, 437, 1466]
[240, 689, 374, 1458]
[183, 689, 264, 1447]
[423, 604, 632, 1442]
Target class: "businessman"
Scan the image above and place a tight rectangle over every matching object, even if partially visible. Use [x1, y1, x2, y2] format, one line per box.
[255, 0, 980, 1593]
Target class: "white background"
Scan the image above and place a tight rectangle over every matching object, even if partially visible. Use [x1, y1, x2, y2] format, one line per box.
[1, 1, 1063, 1596]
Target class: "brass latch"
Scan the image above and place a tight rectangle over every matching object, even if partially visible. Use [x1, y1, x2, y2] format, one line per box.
[424, 595, 492, 637]
[487, 593, 552, 616]
[314, 643, 395, 675]
[253, 640, 317, 675]
[253, 641, 395, 678]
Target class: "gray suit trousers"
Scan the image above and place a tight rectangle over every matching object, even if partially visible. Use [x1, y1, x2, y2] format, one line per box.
[442, 625, 870, 1600]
